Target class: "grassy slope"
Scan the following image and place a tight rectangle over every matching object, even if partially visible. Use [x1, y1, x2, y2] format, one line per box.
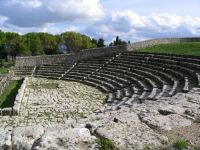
[0, 80, 23, 108]
[136, 42, 200, 56]
[0, 67, 9, 74]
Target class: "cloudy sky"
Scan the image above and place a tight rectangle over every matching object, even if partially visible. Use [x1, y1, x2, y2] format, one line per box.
[0, 0, 200, 43]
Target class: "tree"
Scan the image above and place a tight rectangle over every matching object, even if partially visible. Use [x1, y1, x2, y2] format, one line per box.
[97, 38, 105, 47]
[3, 32, 21, 57]
[112, 36, 127, 46]
[30, 37, 44, 56]
[0, 30, 109, 58]
[24, 33, 45, 55]
[16, 37, 31, 56]
[38, 33, 58, 55]
[91, 38, 98, 46]
[109, 42, 114, 47]
[61, 32, 96, 52]
[81, 35, 96, 49]
[0, 31, 6, 58]
[62, 32, 83, 52]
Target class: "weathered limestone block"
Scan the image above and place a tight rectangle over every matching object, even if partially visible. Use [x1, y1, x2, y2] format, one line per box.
[12, 125, 44, 150]
[0, 128, 12, 150]
[138, 110, 192, 131]
[32, 125, 98, 150]
[84, 109, 166, 150]
[158, 92, 200, 118]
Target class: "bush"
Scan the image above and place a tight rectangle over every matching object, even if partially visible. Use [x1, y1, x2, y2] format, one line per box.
[0, 59, 5, 67]
[0, 67, 9, 74]
[173, 139, 189, 150]
[143, 146, 151, 150]
[96, 138, 116, 150]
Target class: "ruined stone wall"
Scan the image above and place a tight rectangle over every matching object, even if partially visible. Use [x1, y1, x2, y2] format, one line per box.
[15, 45, 126, 67]
[0, 72, 14, 96]
[15, 37, 200, 67]
[12, 78, 27, 115]
[0, 72, 15, 116]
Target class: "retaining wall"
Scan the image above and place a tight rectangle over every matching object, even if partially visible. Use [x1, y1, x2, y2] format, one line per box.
[0, 77, 27, 116]
[0, 72, 14, 96]
[15, 37, 200, 67]
[12, 78, 27, 115]
[16, 45, 126, 67]
[126, 37, 200, 51]
[0, 72, 15, 116]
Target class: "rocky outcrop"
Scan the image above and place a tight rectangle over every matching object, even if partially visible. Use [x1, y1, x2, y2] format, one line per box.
[12, 125, 44, 150]
[4, 124, 98, 150]
[139, 112, 192, 131]
[92, 110, 167, 150]
[0, 87, 199, 150]
[0, 128, 12, 150]
[32, 125, 98, 150]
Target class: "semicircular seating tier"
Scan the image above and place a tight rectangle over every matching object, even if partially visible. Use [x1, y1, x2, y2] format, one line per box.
[18, 52, 200, 108]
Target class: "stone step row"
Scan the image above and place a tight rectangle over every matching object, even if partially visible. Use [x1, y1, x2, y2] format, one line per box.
[27, 52, 200, 108]
[123, 52, 200, 64]
[35, 64, 76, 78]
[15, 67, 35, 76]
[117, 56, 198, 91]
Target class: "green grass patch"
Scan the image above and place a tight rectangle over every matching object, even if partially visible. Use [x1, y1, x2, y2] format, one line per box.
[143, 146, 151, 150]
[136, 42, 200, 56]
[0, 80, 23, 108]
[0, 67, 9, 74]
[173, 139, 189, 150]
[79, 112, 86, 118]
[96, 138, 117, 150]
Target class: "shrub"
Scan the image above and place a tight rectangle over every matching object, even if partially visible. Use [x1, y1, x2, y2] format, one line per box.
[0, 59, 4, 67]
[79, 112, 86, 118]
[0, 67, 9, 74]
[96, 138, 116, 150]
[173, 139, 189, 150]
[143, 146, 151, 150]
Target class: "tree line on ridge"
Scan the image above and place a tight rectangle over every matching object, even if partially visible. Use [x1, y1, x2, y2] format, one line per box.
[0, 30, 128, 59]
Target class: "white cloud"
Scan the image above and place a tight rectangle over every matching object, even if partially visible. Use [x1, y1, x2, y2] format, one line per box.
[0, 0, 104, 27]
[152, 13, 183, 30]
[42, 24, 81, 34]
[0, 23, 73, 35]
[0, 4, 200, 43]
[84, 10, 200, 43]
[112, 11, 148, 29]
[184, 16, 200, 34]
[0, 16, 8, 25]
[10, 0, 42, 8]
